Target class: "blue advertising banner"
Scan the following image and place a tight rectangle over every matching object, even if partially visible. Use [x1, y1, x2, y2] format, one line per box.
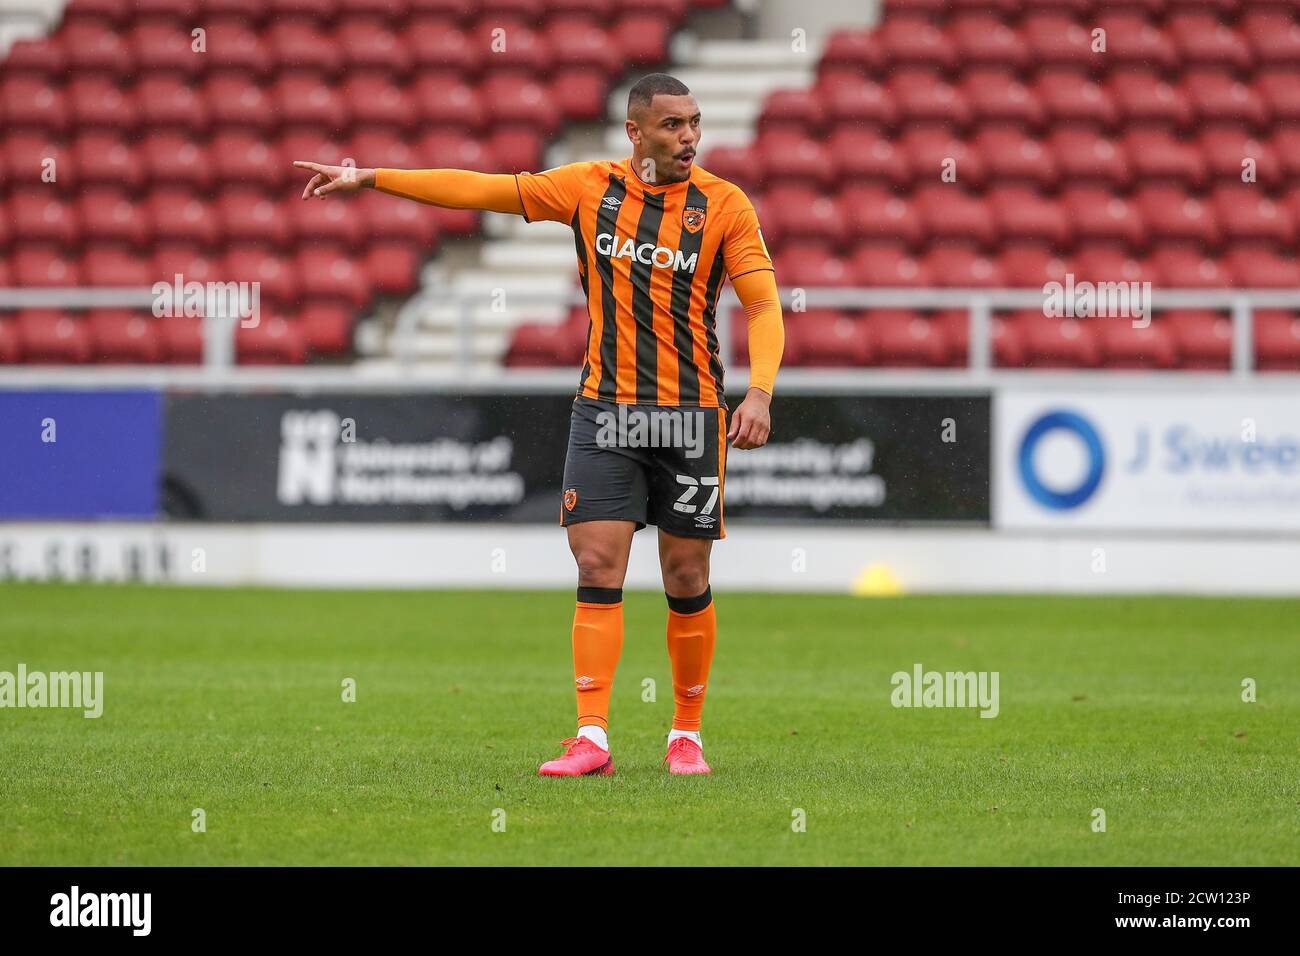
[0, 390, 162, 519]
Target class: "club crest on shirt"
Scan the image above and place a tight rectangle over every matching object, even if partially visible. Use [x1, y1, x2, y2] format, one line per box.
[563, 488, 579, 511]
[683, 205, 706, 233]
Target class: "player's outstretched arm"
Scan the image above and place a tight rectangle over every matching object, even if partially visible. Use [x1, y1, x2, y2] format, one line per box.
[292, 161, 526, 216]
[727, 268, 784, 450]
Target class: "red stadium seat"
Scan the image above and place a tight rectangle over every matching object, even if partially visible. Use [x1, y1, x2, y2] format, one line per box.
[134, 75, 210, 133]
[70, 133, 143, 191]
[1224, 249, 1300, 288]
[950, 15, 1029, 71]
[504, 320, 586, 368]
[923, 246, 1006, 287]
[87, 310, 164, 364]
[794, 310, 872, 367]
[755, 133, 835, 189]
[1165, 310, 1232, 370]
[1123, 129, 1207, 188]
[147, 189, 220, 247]
[1, 38, 65, 82]
[293, 247, 370, 307]
[15, 311, 92, 364]
[849, 244, 934, 287]
[265, 21, 343, 76]
[862, 310, 947, 367]
[1107, 72, 1194, 130]
[60, 21, 130, 75]
[223, 249, 299, 306]
[1094, 15, 1178, 73]
[875, 19, 957, 72]
[989, 186, 1067, 247]
[761, 186, 847, 244]
[1200, 130, 1280, 187]
[1213, 186, 1295, 247]
[1022, 14, 1097, 73]
[296, 302, 358, 355]
[218, 189, 294, 248]
[613, 11, 673, 65]
[1242, 11, 1300, 67]
[1099, 321, 1177, 370]
[158, 315, 205, 364]
[204, 18, 273, 76]
[65, 77, 135, 133]
[913, 185, 996, 247]
[1015, 313, 1101, 368]
[1071, 246, 1152, 284]
[899, 128, 986, 187]
[130, 20, 204, 77]
[1167, 13, 1253, 72]
[1149, 248, 1232, 288]
[335, 16, 412, 74]
[479, 76, 562, 136]
[237, 316, 308, 365]
[1034, 71, 1117, 129]
[820, 75, 897, 130]
[975, 128, 1057, 187]
[271, 74, 347, 129]
[998, 244, 1068, 287]
[408, 19, 483, 79]
[211, 131, 286, 189]
[0, 320, 19, 364]
[410, 78, 487, 132]
[11, 247, 83, 287]
[8, 191, 78, 246]
[828, 129, 909, 187]
[888, 72, 970, 128]
[1183, 70, 1269, 130]
[1049, 129, 1131, 188]
[961, 72, 1044, 128]
[1061, 187, 1145, 248]
[78, 191, 150, 249]
[820, 30, 882, 78]
[774, 243, 851, 286]
[759, 88, 828, 139]
[203, 74, 276, 131]
[342, 76, 417, 133]
[363, 242, 422, 295]
[838, 187, 922, 247]
[1133, 186, 1219, 248]
[140, 132, 212, 191]
[1254, 311, 1300, 371]
[291, 194, 366, 247]
[3, 77, 69, 132]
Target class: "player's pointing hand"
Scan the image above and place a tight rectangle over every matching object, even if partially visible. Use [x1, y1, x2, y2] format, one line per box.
[293, 161, 375, 199]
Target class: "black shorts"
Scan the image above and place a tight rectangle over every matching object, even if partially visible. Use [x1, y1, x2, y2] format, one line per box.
[560, 396, 729, 539]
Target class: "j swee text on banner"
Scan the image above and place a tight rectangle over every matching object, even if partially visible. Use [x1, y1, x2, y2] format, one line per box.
[995, 391, 1300, 530]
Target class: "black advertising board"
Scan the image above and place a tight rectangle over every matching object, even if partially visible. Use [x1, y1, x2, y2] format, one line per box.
[162, 391, 989, 524]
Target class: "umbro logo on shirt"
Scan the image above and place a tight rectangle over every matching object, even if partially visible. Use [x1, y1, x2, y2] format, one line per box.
[601, 196, 622, 209]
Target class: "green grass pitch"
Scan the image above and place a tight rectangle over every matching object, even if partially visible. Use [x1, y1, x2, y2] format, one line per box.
[1, 583, 1296, 866]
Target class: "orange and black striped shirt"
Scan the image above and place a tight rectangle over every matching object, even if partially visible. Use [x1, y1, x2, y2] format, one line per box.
[515, 158, 773, 408]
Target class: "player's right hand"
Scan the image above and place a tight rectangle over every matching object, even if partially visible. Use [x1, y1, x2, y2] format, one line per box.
[293, 161, 375, 199]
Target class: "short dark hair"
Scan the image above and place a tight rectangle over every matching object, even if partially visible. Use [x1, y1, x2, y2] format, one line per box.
[627, 73, 692, 118]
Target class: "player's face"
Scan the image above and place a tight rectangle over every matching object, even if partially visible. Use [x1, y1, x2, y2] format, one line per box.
[629, 93, 701, 185]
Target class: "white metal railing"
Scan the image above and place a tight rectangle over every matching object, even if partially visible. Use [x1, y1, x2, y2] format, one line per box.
[3, 286, 1300, 381]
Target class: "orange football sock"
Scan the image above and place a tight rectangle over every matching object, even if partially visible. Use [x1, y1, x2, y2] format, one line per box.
[665, 586, 717, 732]
[572, 587, 624, 732]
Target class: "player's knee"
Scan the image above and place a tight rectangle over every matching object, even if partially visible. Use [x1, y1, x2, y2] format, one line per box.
[662, 561, 709, 598]
[573, 548, 624, 589]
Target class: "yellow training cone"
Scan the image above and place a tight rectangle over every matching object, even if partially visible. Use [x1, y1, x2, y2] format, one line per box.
[852, 562, 903, 597]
